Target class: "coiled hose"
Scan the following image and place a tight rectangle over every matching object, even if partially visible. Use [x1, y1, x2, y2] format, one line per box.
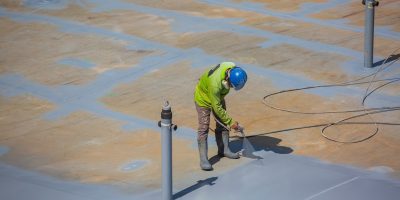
[261, 48, 400, 143]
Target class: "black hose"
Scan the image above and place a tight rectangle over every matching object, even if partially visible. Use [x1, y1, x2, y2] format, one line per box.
[260, 47, 400, 143]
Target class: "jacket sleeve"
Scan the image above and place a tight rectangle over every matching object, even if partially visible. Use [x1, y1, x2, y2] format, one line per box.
[208, 85, 233, 126]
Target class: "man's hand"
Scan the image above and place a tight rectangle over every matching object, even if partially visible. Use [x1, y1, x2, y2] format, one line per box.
[230, 121, 239, 131]
[231, 121, 244, 131]
[231, 121, 245, 137]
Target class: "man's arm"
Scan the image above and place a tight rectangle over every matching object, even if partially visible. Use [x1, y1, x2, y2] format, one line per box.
[209, 86, 233, 126]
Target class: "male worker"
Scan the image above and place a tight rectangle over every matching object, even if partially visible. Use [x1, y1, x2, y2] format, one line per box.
[194, 62, 247, 171]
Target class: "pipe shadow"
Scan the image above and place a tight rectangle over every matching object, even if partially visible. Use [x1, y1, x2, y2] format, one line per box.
[173, 177, 218, 199]
[373, 53, 400, 67]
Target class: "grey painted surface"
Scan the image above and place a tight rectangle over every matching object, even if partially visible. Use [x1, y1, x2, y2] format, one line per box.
[173, 152, 400, 200]
[0, 163, 141, 200]
[2, 152, 399, 200]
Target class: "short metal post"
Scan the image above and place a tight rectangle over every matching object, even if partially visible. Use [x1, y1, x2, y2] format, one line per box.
[363, 0, 379, 68]
[158, 100, 177, 200]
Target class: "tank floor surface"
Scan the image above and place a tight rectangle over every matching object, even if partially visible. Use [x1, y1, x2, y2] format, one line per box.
[172, 152, 400, 200]
[0, 0, 399, 199]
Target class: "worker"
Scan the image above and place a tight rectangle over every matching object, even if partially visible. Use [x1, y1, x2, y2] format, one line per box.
[194, 62, 247, 171]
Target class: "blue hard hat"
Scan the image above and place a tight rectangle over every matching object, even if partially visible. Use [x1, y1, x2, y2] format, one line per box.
[229, 67, 247, 90]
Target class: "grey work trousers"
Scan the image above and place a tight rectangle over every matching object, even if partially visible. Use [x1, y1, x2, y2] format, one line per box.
[195, 101, 229, 141]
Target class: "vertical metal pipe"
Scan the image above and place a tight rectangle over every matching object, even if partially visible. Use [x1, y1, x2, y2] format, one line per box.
[160, 100, 172, 200]
[363, 0, 377, 68]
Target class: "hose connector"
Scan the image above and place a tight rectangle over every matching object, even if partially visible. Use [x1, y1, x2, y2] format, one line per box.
[161, 100, 172, 120]
[158, 100, 178, 131]
[362, 0, 379, 7]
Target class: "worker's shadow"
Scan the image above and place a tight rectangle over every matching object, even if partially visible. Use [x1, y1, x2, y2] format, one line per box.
[210, 135, 293, 164]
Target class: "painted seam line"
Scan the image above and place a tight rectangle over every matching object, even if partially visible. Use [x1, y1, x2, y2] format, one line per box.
[304, 176, 359, 200]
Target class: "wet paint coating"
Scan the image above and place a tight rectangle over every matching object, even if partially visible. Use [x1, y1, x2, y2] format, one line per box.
[0, 163, 140, 200]
[2, 152, 399, 200]
[171, 152, 400, 200]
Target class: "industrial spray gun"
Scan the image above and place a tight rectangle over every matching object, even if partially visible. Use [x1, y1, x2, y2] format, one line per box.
[213, 115, 245, 137]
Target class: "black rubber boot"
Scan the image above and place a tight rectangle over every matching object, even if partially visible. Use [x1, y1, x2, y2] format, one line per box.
[198, 139, 213, 171]
[217, 131, 240, 159]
